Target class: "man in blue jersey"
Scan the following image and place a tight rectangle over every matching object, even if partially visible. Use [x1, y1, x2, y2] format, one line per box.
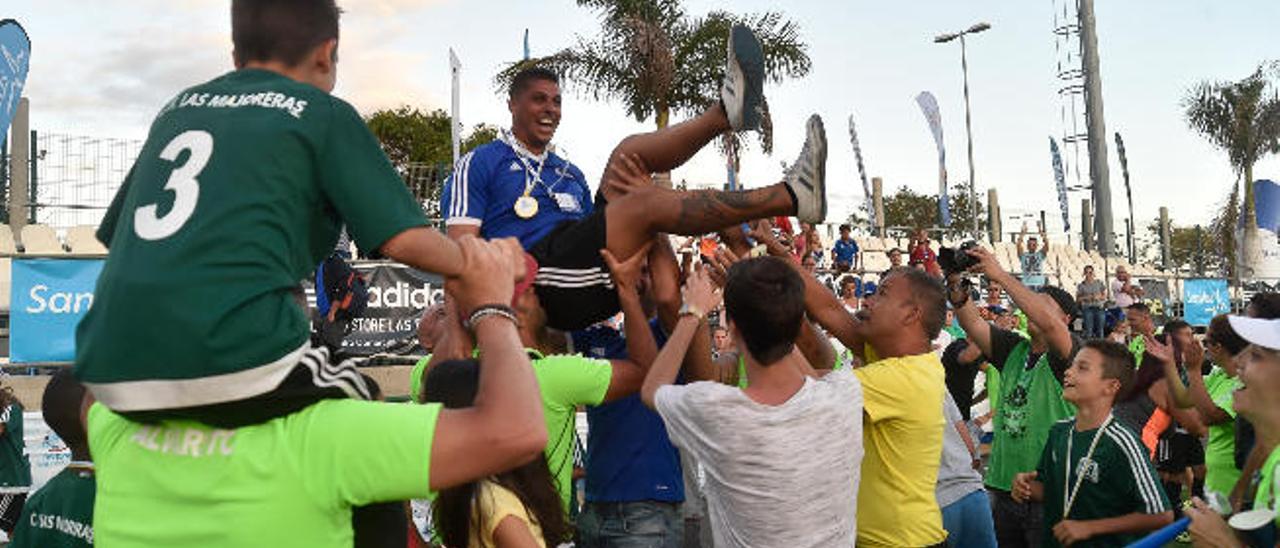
[442, 25, 828, 331]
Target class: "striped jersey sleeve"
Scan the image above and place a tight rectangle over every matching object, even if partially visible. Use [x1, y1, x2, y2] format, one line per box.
[1104, 421, 1169, 514]
[441, 148, 488, 226]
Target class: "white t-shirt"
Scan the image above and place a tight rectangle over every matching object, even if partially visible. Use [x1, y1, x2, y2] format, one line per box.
[654, 369, 864, 548]
[1111, 279, 1136, 308]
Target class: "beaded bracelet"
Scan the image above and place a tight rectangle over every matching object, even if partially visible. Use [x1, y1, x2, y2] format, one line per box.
[466, 304, 518, 331]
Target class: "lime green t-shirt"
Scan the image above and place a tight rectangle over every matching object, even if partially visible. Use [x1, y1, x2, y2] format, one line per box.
[1202, 367, 1242, 498]
[88, 399, 440, 547]
[9, 465, 95, 548]
[1254, 444, 1280, 528]
[985, 332, 1077, 491]
[76, 68, 428, 411]
[530, 351, 613, 511]
[409, 354, 432, 404]
[1129, 337, 1146, 366]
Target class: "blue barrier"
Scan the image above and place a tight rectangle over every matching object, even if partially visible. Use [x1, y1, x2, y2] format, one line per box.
[11, 258, 104, 363]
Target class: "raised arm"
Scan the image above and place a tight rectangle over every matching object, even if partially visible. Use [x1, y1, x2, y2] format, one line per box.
[598, 244, 661, 402]
[948, 274, 996, 359]
[381, 227, 467, 278]
[642, 268, 723, 408]
[968, 247, 1073, 359]
[429, 237, 547, 491]
[1144, 335, 1195, 409]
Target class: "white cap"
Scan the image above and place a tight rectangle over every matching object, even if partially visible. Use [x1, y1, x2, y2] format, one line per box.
[1227, 316, 1280, 351]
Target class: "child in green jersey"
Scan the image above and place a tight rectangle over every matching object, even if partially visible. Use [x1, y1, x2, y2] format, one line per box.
[1012, 340, 1173, 547]
[9, 370, 95, 548]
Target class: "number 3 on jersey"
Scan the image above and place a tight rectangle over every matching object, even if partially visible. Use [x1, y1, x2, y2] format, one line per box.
[134, 130, 213, 240]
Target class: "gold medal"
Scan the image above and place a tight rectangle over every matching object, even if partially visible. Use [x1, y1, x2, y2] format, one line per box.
[514, 196, 539, 219]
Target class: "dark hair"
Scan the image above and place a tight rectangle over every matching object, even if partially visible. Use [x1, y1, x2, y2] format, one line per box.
[1206, 314, 1249, 356]
[1248, 292, 1280, 319]
[723, 257, 805, 365]
[424, 359, 569, 547]
[509, 67, 560, 99]
[231, 0, 340, 67]
[839, 224, 851, 232]
[1163, 319, 1192, 338]
[1036, 285, 1078, 320]
[1126, 302, 1150, 315]
[887, 248, 903, 255]
[1082, 339, 1135, 396]
[42, 369, 87, 455]
[886, 266, 948, 340]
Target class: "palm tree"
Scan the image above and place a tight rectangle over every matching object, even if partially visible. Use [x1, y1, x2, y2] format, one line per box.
[495, 1, 810, 184]
[1183, 62, 1280, 276]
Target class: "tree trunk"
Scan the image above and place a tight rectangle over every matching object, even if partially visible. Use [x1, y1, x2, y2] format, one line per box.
[653, 105, 673, 188]
[1239, 163, 1262, 279]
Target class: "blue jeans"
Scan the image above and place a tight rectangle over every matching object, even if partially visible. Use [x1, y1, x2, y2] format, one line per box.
[577, 501, 683, 548]
[1082, 305, 1105, 339]
[942, 489, 998, 548]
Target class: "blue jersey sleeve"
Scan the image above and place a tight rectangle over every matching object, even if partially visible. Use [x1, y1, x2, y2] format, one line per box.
[442, 147, 492, 227]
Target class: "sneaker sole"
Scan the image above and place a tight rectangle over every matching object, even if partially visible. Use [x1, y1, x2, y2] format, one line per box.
[809, 115, 828, 222]
[730, 25, 765, 131]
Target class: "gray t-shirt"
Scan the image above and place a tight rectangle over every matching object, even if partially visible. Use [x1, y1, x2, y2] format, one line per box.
[655, 368, 864, 548]
[936, 391, 986, 508]
[1076, 279, 1106, 307]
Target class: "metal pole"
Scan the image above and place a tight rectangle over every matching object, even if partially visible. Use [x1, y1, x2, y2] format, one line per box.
[1082, 198, 1094, 253]
[9, 98, 29, 238]
[1159, 206, 1171, 271]
[28, 129, 37, 224]
[449, 49, 462, 165]
[987, 188, 1001, 243]
[872, 177, 885, 237]
[960, 35, 979, 238]
[1079, 0, 1115, 256]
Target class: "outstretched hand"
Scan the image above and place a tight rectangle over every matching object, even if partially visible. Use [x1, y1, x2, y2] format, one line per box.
[600, 241, 654, 297]
[603, 153, 652, 198]
[963, 246, 1004, 279]
[452, 236, 523, 314]
[707, 247, 743, 288]
[683, 266, 723, 315]
[1144, 334, 1176, 366]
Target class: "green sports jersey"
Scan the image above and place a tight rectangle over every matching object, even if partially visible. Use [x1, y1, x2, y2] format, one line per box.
[9, 465, 95, 548]
[1202, 367, 1241, 498]
[1255, 444, 1280, 528]
[409, 354, 432, 404]
[530, 350, 613, 512]
[1036, 419, 1170, 548]
[986, 340, 1076, 491]
[0, 403, 31, 492]
[75, 69, 427, 411]
[88, 399, 440, 547]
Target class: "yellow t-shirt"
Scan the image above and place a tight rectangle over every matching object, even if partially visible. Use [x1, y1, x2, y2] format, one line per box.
[853, 352, 948, 547]
[472, 479, 546, 548]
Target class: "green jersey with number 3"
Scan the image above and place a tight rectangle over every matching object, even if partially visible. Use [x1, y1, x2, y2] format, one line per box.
[75, 69, 427, 411]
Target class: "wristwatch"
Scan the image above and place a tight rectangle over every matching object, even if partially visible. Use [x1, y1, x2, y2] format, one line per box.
[678, 303, 705, 321]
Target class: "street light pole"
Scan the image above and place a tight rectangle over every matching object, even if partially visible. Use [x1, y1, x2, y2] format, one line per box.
[935, 22, 989, 239]
[959, 34, 978, 238]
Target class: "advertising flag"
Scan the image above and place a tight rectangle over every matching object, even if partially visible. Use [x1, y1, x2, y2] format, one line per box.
[915, 91, 950, 226]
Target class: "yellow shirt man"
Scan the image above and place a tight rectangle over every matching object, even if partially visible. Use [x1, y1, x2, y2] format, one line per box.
[853, 352, 948, 547]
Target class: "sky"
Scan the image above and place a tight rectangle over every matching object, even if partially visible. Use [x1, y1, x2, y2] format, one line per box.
[8, 0, 1280, 239]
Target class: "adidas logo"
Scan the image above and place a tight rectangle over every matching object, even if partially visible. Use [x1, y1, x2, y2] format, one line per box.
[509, 162, 522, 172]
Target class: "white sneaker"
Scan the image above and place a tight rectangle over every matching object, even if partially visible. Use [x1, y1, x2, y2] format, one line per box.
[721, 24, 766, 132]
[786, 115, 828, 224]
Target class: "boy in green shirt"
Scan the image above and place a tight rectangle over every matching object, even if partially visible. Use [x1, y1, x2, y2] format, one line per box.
[1012, 340, 1172, 547]
[75, 0, 501, 426]
[10, 370, 94, 548]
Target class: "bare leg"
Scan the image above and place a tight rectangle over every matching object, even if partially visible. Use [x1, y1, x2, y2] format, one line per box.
[605, 184, 794, 259]
[599, 105, 731, 201]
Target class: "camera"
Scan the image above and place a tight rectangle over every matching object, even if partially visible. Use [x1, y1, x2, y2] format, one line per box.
[938, 240, 980, 276]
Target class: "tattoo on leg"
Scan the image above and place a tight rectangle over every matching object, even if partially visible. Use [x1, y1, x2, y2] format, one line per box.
[675, 189, 781, 233]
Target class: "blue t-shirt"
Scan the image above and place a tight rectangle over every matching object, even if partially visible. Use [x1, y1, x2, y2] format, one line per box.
[833, 238, 859, 264]
[441, 137, 592, 249]
[571, 320, 684, 503]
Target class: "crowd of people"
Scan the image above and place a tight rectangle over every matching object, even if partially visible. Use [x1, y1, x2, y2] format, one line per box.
[0, 1, 1273, 547]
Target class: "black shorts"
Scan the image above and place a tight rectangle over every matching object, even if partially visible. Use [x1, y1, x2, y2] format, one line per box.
[529, 207, 620, 331]
[119, 345, 372, 429]
[0, 493, 26, 534]
[1156, 431, 1203, 472]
